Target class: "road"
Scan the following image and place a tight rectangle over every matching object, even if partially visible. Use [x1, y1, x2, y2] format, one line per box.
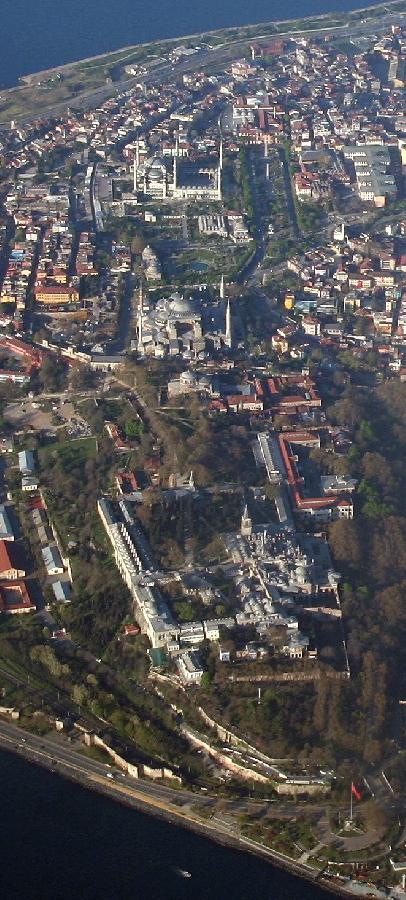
[109, 272, 136, 353]
[0, 717, 330, 819]
[0, 717, 195, 806]
[0, 718, 331, 887]
[4, 9, 404, 127]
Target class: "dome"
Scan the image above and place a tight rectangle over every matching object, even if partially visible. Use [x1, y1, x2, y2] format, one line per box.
[180, 370, 196, 384]
[168, 292, 196, 317]
[147, 157, 167, 180]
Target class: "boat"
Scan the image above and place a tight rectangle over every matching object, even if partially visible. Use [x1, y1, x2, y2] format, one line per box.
[176, 869, 192, 879]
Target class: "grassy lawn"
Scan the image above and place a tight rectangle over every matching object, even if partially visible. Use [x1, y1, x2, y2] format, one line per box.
[38, 436, 97, 467]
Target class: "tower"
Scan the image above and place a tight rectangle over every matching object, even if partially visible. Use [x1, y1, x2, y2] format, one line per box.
[240, 504, 252, 537]
[219, 274, 225, 299]
[217, 133, 223, 201]
[217, 120, 223, 201]
[133, 137, 140, 193]
[137, 282, 144, 353]
[225, 298, 232, 349]
[173, 155, 178, 192]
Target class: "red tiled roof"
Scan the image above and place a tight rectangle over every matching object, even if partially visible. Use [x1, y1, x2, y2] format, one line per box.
[0, 580, 35, 613]
[0, 541, 26, 576]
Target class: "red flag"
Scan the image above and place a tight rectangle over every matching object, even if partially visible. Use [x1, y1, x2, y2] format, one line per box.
[351, 782, 361, 801]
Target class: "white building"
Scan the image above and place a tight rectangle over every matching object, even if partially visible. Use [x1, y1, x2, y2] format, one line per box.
[18, 450, 35, 475]
[42, 544, 64, 576]
[177, 651, 204, 684]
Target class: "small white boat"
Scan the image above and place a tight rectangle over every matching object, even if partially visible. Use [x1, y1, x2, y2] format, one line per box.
[176, 869, 192, 879]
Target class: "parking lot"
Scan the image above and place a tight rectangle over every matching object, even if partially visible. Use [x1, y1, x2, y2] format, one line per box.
[5, 399, 91, 437]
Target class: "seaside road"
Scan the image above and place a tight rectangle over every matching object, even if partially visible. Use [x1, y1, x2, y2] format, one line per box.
[0, 719, 327, 889]
[0, 719, 181, 798]
[0, 719, 248, 811]
[0, 720, 331, 819]
[7, 10, 401, 126]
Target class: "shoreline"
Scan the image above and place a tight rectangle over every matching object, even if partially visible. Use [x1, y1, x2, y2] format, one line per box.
[5, 0, 405, 91]
[0, 727, 376, 900]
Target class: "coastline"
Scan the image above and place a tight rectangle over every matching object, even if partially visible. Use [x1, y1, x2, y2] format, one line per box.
[0, 725, 371, 900]
[4, 0, 406, 91]
[0, 5, 401, 900]
[1, 0, 404, 123]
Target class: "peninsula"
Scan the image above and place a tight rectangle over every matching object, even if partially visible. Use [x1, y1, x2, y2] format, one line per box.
[0, 3, 406, 897]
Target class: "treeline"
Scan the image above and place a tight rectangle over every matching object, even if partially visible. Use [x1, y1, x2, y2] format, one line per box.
[325, 382, 406, 764]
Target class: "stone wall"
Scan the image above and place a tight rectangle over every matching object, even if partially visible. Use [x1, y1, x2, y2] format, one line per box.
[197, 706, 291, 765]
[182, 725, 269, 784]
[276, 780, 330, 796]
[0, 706, 20, 720]
[84, 732, 182, 783]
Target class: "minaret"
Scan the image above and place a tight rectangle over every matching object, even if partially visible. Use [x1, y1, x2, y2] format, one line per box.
[173, 155, 177, 192]
[137, 282, 144, 353]
[219, 274, 225, 299]
[225, 298, 232, 349]
[241, 504, 252, 537]
[133, 137, 140, 192]
[217, 134, 223, 201]
[217, 120, 223, 201]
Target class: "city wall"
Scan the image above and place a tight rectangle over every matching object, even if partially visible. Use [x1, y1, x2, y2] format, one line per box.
[182, 726, 269, 784]
[84, 732, 182, 783]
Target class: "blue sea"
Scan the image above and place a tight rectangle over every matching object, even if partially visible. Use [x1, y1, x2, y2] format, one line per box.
[0, 749, 334, 900]
[2, 0, 377, 87]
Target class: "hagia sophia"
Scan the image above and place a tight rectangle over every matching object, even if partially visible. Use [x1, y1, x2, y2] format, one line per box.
[136, 282, 232, 359]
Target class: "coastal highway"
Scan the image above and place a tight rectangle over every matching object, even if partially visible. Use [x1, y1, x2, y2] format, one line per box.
[0, 718, 195, 807]
[0, 719, 315, 817]
[0, 718, 330, 890]
[5, 7, 404, 126]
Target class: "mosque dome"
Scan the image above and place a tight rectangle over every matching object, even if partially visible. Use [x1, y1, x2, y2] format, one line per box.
[180, 370, 196, 384]
[148, 157, 166, 179]
[168, 292, 196, 317]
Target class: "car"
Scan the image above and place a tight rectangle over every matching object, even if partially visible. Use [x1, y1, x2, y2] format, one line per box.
[106, 773, 113, 779]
